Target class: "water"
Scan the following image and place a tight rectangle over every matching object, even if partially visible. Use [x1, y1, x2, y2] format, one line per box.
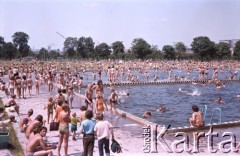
[102, 81, 240, 128]
[75, 68, 240, 128]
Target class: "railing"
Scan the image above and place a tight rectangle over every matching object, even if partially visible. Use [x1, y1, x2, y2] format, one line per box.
[201, 105, 208, 124]
[210, 108, 222, 124]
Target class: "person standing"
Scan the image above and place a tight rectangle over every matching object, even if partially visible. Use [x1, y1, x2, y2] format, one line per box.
[80, 110, 96, 156]
[94, 112, 114, 156]
[108, 88, 118, 113]
[57, 104, 71, 156]
[47, 71, 54, 93]
[85, 84, 93, 110]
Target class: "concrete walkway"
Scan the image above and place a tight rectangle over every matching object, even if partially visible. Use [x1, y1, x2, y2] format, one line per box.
[0, 75, 147, 156]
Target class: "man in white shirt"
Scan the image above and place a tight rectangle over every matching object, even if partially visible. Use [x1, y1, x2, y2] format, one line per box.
[94, 112, 114, 156]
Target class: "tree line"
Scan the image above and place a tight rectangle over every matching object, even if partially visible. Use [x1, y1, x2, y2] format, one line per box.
[1, 32, 240, 60]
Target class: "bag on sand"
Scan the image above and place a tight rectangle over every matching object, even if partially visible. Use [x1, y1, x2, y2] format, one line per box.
[111, 139, 122, 153]
[50, 122, 59, 131]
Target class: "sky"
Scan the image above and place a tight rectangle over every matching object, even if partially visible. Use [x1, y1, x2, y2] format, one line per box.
[0, 0, 240, 51]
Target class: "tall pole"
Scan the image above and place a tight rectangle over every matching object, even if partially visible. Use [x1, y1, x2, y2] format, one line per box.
[56, 32, 69, 65]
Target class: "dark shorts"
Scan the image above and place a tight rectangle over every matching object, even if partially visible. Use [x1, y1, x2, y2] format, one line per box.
[85, 98, 93, 104]
[112, 100, 118, 105]
[71, 124, 77, 132]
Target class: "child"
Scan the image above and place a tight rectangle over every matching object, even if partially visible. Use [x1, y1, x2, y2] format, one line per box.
[44, 97, 54, 124]
[71, 112, 79, 141]
[96, 91, 108, 114]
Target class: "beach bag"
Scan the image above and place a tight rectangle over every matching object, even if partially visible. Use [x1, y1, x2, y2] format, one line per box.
[50, 122, 59, 131]
[111, 139, 122, 153]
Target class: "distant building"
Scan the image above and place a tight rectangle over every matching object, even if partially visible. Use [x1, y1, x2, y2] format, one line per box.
[219, 39, 240, 55]
[219, 39, 240, 48]
[23, 56, 35, 61]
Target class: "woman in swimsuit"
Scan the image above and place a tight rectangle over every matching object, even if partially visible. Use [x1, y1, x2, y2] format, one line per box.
[96, 91, 108, 114]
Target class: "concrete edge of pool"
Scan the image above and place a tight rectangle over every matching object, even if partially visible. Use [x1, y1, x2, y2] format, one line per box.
[115, 107, 240, 133]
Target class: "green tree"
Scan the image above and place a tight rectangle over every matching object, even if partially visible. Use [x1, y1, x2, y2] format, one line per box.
[48, 50, 60, 59]
[64, 37, 78, 58]
[131, 38, 152, 59]
[0, 36, 6, 58]
[162, 45, 175, 60]
[191, 36, 216, 60]
[215, 42, 231, 59]
[233, 40, 240, 59]
[175, 42, 186, 60]
[12, 32, 30, 57]
[111, 41, 125, 55]
[95, 43, 111, 59]
[37, 48, 48, 60]
[77, 37, 95, 59]
[1, 42, 17, 60]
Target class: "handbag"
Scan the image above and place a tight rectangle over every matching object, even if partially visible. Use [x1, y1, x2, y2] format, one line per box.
[50, 122, 59, 131]
[111, 139, 122, 153]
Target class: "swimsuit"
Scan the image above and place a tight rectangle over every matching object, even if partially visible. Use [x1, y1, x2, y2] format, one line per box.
[112, 100, 118, 105]
[97, 101, 104, 112]
[59, 124, 69, 133]
[48, 108, 53, 114]
[85, 98, 92, 104]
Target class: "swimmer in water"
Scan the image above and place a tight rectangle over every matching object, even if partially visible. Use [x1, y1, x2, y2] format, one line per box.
[158, 104, 167, 112]
[157, 104, 175, 112]
[143, 111, 151, 118]
[118, 90, 129, 96]
[215, 96, 224, 103]
[178, 88, 188, 94]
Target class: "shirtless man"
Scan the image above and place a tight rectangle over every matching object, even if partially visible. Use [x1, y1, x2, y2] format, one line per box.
[57, 104, 71, 156]
[26, 126, 56, 156]
[85, 84, 93, 110]
[25, 115, 44, 139]
[109, 88, 118, 113]
[189, 105, 204, 127]
[5, 94, 19, 115]
[19, 109, 33, 133]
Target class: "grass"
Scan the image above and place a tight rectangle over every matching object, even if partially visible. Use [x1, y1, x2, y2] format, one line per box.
[0, 98, 24, 156]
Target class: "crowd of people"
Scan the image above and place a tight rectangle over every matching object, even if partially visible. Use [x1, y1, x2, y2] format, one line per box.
[0, 59, 240, 155]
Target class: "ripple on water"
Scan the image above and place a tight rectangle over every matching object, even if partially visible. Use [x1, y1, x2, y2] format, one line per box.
[113, 82, 240, 127]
